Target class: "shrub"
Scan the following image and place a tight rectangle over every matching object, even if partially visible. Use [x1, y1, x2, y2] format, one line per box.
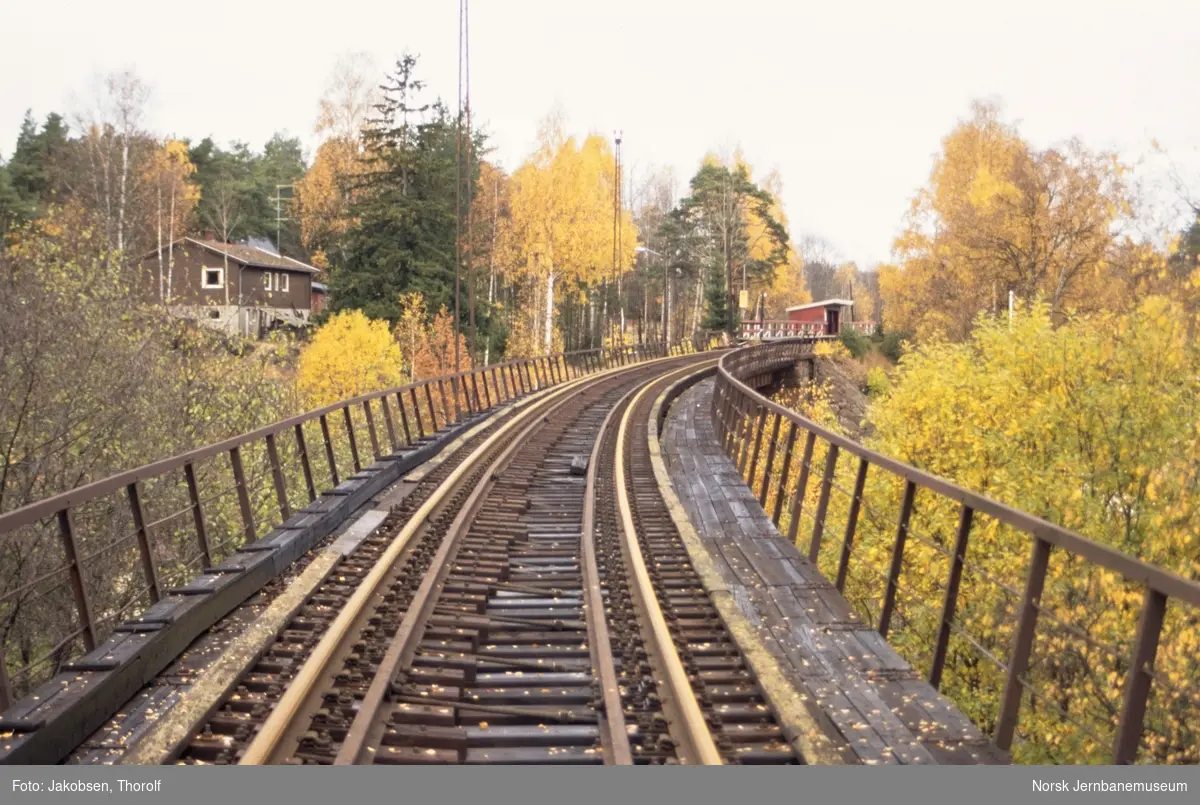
[880, 330, 908, 363]
[838, 326, 871, 358]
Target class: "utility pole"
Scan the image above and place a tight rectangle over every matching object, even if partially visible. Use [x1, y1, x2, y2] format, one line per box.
[610, 131, 623, 347]
[464, 0, 476, 366]
[275, 184, 294, 254]
[453, 0, 467, 415]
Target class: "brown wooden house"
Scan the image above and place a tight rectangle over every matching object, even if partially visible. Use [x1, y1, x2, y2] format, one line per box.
[141, 237, 322, 337]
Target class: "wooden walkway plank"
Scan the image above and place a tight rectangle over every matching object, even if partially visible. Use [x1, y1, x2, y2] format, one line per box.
[661, 378, 1007, 766]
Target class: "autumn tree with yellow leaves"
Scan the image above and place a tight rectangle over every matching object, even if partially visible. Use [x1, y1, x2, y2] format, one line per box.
[882, 102, 1135, 340]
[503, 117, 637, 353]
[144, 139, 199, 302]
[296, 309, 403, 406]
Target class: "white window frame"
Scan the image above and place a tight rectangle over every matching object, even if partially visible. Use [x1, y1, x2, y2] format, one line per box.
[202, 267, 224, 289]
[279, 273, 289, 292]
[263, 272, 273, 289]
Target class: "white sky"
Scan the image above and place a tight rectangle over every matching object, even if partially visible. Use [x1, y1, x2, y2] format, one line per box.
[1, 0, 1198, 266]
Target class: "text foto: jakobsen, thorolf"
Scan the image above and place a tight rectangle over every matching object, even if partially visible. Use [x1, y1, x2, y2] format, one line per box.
[13, 779, 163, 793]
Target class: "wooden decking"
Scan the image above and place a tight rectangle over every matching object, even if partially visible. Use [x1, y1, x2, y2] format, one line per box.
[661, 378, 1007, 765]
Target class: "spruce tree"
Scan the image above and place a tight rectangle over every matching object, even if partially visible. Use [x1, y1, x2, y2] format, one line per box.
[332, 55, 477, 324]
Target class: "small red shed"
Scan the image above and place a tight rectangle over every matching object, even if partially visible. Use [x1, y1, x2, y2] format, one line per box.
[311, 282, 328, 315]
[786, 298, 856, 335]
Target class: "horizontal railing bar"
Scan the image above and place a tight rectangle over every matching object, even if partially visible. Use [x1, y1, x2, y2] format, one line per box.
[717, 340, 1200, 608]
[0, 344, 616, 535]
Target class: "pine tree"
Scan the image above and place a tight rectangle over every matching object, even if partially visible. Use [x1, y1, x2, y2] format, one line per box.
[5, 110, 71, 220]
[671, 159, 788, 335]
[331, 54, 477, 324]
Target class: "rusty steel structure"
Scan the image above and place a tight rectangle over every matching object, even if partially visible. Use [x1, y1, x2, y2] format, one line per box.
[712, 338, 1200, 765]
[0, 339, 701, 725]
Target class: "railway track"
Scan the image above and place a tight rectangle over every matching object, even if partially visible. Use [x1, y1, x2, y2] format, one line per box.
[167, 356, 798, 765]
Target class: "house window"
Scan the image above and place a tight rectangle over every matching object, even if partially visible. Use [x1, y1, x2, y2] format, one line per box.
[202, 267, 223, 289]
[263, 272, 272, 289]
[279, 273, 289, 292]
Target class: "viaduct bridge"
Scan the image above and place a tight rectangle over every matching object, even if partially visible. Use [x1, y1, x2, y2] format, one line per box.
[0, 338, 1195, 765]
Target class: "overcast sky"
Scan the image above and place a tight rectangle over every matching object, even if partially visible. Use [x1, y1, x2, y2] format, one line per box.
[1, 0, 1197, 266]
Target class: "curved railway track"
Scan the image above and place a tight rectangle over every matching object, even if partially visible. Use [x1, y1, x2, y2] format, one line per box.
[167, 356, 797, 765]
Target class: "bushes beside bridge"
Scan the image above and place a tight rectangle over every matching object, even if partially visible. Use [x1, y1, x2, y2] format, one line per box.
[771, 298, 1198, 763]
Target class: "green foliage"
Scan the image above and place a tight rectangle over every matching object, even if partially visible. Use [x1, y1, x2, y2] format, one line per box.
[1, 110, 71, 230]
[1, 208, 299, 695]
[879, 330, 907, 363]
[189, 133, 306, 253]
[669, 159, 789, 334]
[700, 260, 731, 332]
[838, 326, 870, 358]
[331, 54, 481, 324]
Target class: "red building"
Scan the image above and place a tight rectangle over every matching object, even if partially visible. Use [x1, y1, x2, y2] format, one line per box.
[786, 298, 856, 335]
[311, 282, 328, 315]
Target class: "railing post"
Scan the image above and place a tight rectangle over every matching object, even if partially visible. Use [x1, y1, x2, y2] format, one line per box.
[362, 400, 381, 460]
[734, 403, 753, 479]
[342, 406, 361, 473]
[380, 396, 399, 453]
[747, 408, 769, 490]
[436, 378, 452, 423]
[425, 383, 440, 431]
[758, 413, 782, 507]
[319, 413, 340, 486]
[879, 480, 916, 638]
[995, 537, 1053, 750]
[396, 392, 413, 445]
[471, 372, 484, 411]
[1112, 588, 1168, 764]
[930, 504, 974, 689]
[835, 457, 869, 592]
[808, 445, 839, 563]
[504, 364, 517, 397]
[786, 432, 817, 544]
[184, 462, 213, 568]
[58, 509, 96, 652]
[293, 424, 317, 502]
[408, 388, 425, 438]
[771, 422, 798, 525]
[265, 433, 291, 520]
[486, 369, 499, 404]
[126, 481, 161, 604]
[229, 446, 256, 544]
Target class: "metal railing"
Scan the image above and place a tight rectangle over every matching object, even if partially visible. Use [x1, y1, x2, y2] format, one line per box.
[0, 337, 702, 710]
[712, 338, 1200, 764]
[738, 320, 875, 340]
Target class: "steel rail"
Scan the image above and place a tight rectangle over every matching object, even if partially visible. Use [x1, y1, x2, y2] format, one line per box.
[238, 368, 601, 764]
[614, 374, 725, 766]
[334, 374, 614, 764]
[238, 351, 691, 764]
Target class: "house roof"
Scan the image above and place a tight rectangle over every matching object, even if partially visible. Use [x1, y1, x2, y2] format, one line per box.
[181, 238, 321, 274]
[785, 298, 855, 313]
[312, 282, 328, 292]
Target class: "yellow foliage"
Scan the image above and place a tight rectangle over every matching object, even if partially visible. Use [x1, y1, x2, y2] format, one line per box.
[393, 291, 428, 379]
[296, 310, 403, 406]
[295, 137, 362, 262]
[503, 118, 637, 351]
[412, 306, 469, 380]
[883, 101, 1134, 339]
[760, 298, 1200, 762]
[850, 298, 1199, 762]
